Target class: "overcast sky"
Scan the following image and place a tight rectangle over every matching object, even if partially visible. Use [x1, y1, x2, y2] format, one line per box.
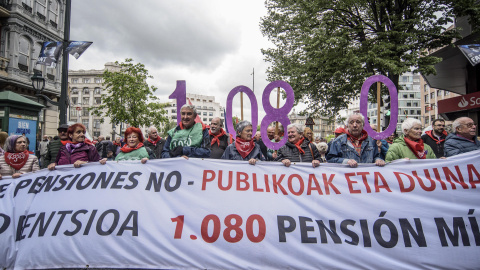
[69, 0, 283, 120]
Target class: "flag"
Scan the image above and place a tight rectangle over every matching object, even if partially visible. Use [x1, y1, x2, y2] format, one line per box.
[36, 41, 63, 68]
[458, 44, 480, 66]
[66, 41, 93, 59]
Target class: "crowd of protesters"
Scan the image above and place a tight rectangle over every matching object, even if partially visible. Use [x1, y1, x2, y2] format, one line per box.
[0, 105, 478, 177]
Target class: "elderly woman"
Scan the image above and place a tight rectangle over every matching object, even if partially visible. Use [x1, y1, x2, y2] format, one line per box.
[0, 135, 39, 179]
[48, 123, 105, 170]
[276, 123, 322, 167]
[221, 121, 265, 165]
[115, 127, 155, 163]
[385, 118, 436, 162]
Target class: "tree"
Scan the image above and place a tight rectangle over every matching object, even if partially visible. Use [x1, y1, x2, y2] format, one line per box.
[90, 58, 168, 128]
[261, 0, 480, 116]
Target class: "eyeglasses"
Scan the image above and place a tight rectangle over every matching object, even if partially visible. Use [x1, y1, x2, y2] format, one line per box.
[461, 123, 477, 128]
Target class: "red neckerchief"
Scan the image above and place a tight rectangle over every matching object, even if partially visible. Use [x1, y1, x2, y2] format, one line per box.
[346, 130, 369, 155]
[61, 139, 92, 146]
[5, 150, 29, 171]
[147, 136, 161, 146]
[235, 138, 255, 159]
[179, 121, 206, 130]
[425, 130, 447, 144]
[113, 142, 122, 147]
[404, 137, 427, 159]
[386, 139, 394, 144]
[209, 128, 226, 146]
[120, 142, 144, 153]
[294, 137, 305, 154]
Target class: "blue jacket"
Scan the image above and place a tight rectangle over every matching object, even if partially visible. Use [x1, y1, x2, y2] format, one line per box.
[221, 143, 265, 161]
[326, 133, 383, 164]
[444, 133, 480, 157]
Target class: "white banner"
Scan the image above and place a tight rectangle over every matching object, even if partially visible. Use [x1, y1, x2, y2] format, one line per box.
[1, 150, 480, 269]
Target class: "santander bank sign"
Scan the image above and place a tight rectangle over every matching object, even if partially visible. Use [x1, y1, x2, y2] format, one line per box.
[438, 91, 480, 114]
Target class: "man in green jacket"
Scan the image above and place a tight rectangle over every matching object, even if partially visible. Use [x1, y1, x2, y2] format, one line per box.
[43, 124, 69, 168]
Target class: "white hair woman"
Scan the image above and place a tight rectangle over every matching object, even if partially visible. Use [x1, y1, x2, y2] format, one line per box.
[385, 118, 437, 162]
[221, 121, 265, 165]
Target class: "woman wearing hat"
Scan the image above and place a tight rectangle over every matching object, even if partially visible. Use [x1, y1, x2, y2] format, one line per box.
[0, 135, 40, 179]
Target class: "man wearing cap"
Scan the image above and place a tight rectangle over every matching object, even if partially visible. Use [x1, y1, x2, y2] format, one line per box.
[44, 124, 69, 168]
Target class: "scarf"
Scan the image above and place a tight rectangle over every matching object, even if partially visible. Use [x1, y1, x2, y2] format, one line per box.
[346, 130, 369, 155]
[147, 136, 161, 146]
[120, 142, 144, 153]
[62, 139, 92, 146]
[425, 130, 447, 144]
[293, 137, 305, 155]
[113, 142, 122, 147]
[209, 128, 226, 146]
[235, 137, 255, 159]
[404, 137, 427, 159]
[66, 142, 85, 153]
[4, 150, 29, 171]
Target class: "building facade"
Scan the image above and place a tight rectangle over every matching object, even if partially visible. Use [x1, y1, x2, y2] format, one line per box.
[0, 0, 66, 138]
[163, 93, 225, 125]
[288, 109, 335, 139]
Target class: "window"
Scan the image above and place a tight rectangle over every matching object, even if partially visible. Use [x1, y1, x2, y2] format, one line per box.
[48, 0, 59, 26]
[82, 97, 89, 105]
[36, 0, 46, 18]
[82, 119, 89, 129]
[203, 112, 207, 116]
[72, 78, 78, 83]
[404, 84, 413, 90]
[406, 102, 412, 107]
[209, 107, 213, 110]
[83, 78, 90, 83]
[203, 118, 207, 121]
[83, 87, 89, 95]
[71, 97, 78, 104]
[82, 108, 89, 116]
[444, 91, 449, 96]
[95, 78, 102, 83]
[413, 85, 420, 91]
[171, 109, 176, 113]
[402, 94, 408, 99]
[71, 87, 78, 94]
[409, 94, 414, 98]
[424, 94, 428, 102]
[437, 90, 442, 96]
[209, 118, 213, 122]
[94, 97, 101, 104]
[209, 112, 213, 116]
[93, 131, 100, 138]
[18, 37, 30, 72]
[417, 110, 421, 115]
[426, 118, 430, 124]
[430, 92, 434, 99]
[94, 87, 101, 95]
[70, 108, 78, 117]
[94, 119, 101, 129]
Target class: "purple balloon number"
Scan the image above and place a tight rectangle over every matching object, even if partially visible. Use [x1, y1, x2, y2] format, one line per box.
[261, 81, 295, 150]
[169, 80, 186, 124]
[360, 75, 398, 140]
[225, 86, 258, 140]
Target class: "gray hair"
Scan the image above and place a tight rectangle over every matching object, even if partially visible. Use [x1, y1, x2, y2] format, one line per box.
[401, 118, 422, 135]
[317, 142, 328, 153]
[211, 117, 223, 127]
[287, 123, 304, 134]
[345, 113, 365, 126]
[147, 125, 158, 135]
[180, 104, 197, 116]
[236, 120, 252, 135]
[452, 117, 470, 133]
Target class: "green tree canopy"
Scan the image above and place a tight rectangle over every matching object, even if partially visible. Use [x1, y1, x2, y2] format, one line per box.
[90, 58, 168, 128]
[261, 0, 480, 116]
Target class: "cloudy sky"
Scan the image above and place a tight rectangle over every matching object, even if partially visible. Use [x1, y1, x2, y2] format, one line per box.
[69, 0, 284, 120]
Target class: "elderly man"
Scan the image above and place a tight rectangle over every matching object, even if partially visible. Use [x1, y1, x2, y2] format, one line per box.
[144, 126, 165, 159]
[276, 123, 322, 168]
[162, 105, 211, 159]
[421, 119, 448, 158]
[444, 117, 480, 157]
[44, 124, 69, 168]
[327, 113, 385, 167]
[208, 117, 232, 159]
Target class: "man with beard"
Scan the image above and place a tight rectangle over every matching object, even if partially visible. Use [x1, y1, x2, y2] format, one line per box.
[43, 124, 69, 168]
[207, 117, 232, 159]
[162, 105, 211, 159]
[276, 123, 322, 167]
[421, 119, 448, 158]
[327, 113, 385, 168]
[144, 126, 166, 159]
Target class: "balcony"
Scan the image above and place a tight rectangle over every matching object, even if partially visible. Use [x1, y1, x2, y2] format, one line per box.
[36, 12, 45, 21]
[22, 3, 32, 13]
[18, 63, 28, 72]
[49, 20, 57, 28]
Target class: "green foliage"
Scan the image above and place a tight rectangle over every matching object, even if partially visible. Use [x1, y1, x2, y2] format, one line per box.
[160, 121, 177, 138]
[261, 0, 480, 116]
[89, 58, 168, 128]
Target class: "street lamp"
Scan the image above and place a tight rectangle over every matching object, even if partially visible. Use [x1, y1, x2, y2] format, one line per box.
[31, 72, 59, 106]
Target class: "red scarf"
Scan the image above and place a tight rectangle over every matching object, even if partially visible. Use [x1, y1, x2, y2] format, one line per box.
[120, 142, 144, 153]
[294, 137, 305, 154]
[4, 150, 29, 171]
[209, 128, 226, 146]
[147, 136, 161, 146]
[235, 138, 255, 159]
[113, 142, 122, 147]
[61, 140, 92, 145]
[346, 130, 369, 155]
[404, 137, 427, 159]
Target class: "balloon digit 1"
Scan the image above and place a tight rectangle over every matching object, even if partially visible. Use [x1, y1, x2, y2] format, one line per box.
[360, 75, 398, 140]
[169, 80, 186, 124]
[225, 86, 258, 140]
[260, 81, 295, 150]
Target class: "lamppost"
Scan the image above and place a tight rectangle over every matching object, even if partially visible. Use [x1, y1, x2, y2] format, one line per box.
[31, 72, 58, 106]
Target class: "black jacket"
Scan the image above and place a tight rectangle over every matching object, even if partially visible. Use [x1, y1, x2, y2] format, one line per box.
[144, 138, 166, 159]
[276, 139, 322, 163]
[421, 130, 447, 158]
[207, 133, 232, 159]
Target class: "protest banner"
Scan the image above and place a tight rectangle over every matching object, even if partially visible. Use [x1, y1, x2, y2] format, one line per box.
[0, 150, 479, 269]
